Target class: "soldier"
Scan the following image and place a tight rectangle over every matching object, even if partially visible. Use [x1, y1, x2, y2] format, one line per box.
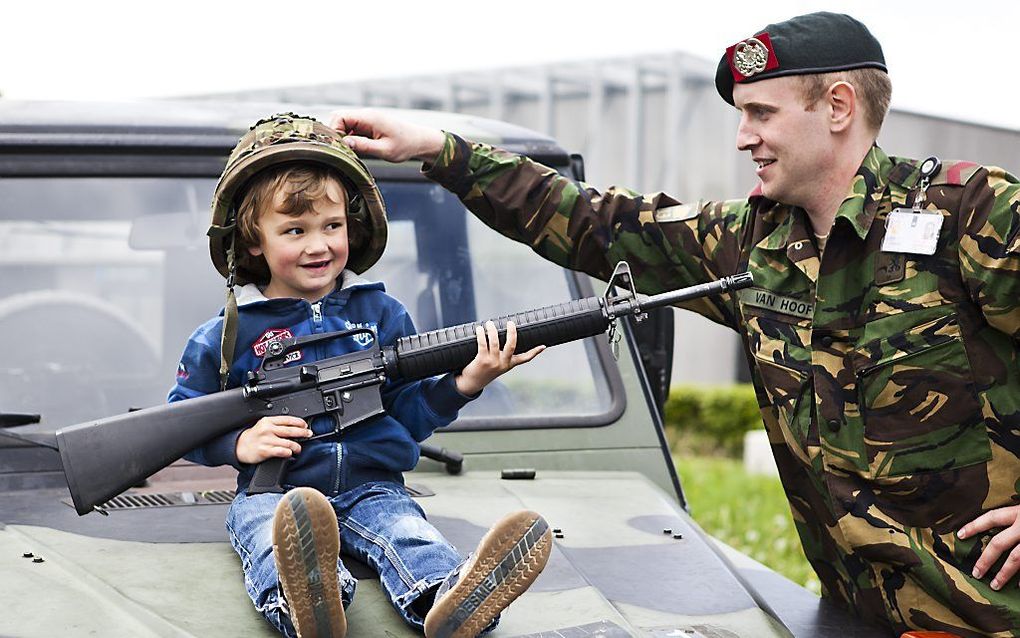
[330, 11, 1020, 637]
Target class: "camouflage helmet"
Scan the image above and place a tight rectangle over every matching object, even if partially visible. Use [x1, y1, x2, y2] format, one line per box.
[208, 112, 388, 279]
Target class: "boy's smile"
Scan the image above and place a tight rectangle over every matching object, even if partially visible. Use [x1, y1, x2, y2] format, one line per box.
[249, 181, 350, 303]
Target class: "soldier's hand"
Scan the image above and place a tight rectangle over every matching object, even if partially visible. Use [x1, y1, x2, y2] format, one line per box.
[958, 505, 1020, 590]
[235, 416, 312, 465]
[455, 320, 545, 396]
[329, 109, 446, 164]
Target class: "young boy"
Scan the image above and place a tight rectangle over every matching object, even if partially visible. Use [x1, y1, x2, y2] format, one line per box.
[168, 113, 552, 638]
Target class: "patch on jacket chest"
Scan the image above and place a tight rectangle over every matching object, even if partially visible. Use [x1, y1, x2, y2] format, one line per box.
[253, 328, 303, 363]
[344, 320, 378, 347]
[738, 288, 814, 319]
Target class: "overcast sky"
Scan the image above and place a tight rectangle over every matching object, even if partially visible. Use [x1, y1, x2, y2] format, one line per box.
[3, 0, 1016, 130]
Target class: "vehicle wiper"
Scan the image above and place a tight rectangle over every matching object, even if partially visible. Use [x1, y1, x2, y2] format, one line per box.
[419, 443, 463, 475]
[0, 413, 58, 450]
[0, 413, 41, 428]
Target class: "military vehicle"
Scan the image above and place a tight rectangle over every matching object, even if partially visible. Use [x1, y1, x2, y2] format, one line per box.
[0, 101, 889, 637]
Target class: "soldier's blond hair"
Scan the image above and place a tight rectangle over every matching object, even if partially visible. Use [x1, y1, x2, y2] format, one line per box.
[798, 68, 892, 134]
[235, 163, 366, 284]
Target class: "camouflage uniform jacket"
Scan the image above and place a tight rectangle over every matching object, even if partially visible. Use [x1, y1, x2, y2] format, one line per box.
[425, 133, 1020, 637]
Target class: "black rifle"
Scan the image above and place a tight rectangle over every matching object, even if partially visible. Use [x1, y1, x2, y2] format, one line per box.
[47, 262, 751, 515]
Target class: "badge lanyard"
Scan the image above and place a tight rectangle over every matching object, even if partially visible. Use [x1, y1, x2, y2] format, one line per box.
[881, 156, 944, 256]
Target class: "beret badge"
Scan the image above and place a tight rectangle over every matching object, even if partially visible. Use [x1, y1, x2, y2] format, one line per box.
[726, 32, 780, 83]
[733, 37, 770, 77]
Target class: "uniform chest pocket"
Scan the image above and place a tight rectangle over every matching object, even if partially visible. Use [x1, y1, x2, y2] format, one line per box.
[746, 313, 815, 452]
[857, 312, 990, 478]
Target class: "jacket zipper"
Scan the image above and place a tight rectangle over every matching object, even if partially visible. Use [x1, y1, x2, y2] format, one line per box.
[311, 301, 323, 326]
[334, 442, 343, 494]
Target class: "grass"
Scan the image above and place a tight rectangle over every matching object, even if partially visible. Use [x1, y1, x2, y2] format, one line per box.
[673, 454, 822, 595]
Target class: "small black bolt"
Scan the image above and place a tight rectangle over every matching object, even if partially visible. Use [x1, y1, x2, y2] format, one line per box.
[552, 528, 562, 534]
[554, 533, 564, 539]
[22, 552, 33, 558]
[673, 533, 683, 540]
[662, 528, 672, 534]
[32, 557, 44, 563]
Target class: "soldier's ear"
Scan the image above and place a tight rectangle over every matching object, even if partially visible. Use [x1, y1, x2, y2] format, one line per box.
[828, 81, 856, 133]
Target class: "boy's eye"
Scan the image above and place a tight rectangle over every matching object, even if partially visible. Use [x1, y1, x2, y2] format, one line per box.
[327, 222, 345, 231]
[283, 227, 303, 235]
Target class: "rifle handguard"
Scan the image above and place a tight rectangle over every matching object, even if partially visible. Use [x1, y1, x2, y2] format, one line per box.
[387, 297, 609, 381]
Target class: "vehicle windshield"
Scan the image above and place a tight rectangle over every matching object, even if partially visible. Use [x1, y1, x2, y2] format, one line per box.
[0, 177, 614, 432]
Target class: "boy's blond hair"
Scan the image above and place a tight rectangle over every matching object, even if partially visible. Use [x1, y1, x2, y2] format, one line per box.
[234, 163, 368, 285]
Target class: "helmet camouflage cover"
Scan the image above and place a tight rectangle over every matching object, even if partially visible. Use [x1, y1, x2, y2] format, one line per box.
[208, 112, 388, 280]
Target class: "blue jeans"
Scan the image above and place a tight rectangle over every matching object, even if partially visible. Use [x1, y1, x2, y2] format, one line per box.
[226, 481, 465, 637]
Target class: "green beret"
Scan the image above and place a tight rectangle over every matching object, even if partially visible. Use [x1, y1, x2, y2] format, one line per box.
[715, 12, 887, 105]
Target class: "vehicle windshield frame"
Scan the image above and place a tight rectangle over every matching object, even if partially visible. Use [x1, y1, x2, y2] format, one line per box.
[0, 152, 625, 435]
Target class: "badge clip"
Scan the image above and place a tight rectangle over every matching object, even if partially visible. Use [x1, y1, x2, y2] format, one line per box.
[881, 157, 943, 257]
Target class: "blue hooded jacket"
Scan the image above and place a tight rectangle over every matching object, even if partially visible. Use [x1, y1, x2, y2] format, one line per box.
[168, 271, 474, 495]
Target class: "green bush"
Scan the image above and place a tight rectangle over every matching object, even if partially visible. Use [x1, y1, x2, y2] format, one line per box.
[664, 385, 761, 456]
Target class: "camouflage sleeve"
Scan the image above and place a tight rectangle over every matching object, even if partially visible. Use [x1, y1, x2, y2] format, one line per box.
[423, 133, 751, 329]
[958, 166, 1020, 338]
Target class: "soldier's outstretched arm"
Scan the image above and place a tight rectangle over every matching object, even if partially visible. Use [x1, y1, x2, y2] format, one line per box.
[331, 109, 749, 329]
[331, 109, 446, 164]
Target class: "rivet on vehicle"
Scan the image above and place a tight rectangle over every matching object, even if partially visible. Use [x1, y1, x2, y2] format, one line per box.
[32, 557, 44, 563]
[673, 533, 684, 540]
[554, 533, 564, 539]
[663, 528, 672, 534]
[552, 528, 562, 534]
[22, 552, 33, 559]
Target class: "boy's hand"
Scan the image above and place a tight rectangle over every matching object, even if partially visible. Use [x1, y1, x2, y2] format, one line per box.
[958, 505, 1020, 590]
[456, 320, 545, 396]
[329, 109, 446, 164]
[235, 416, 313, 465]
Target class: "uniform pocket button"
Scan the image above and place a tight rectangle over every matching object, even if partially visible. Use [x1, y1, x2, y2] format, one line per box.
[827, 418, 841, 432]
[820, 335, 834, 347]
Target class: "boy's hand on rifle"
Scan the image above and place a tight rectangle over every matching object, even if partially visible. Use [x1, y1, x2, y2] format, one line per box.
[456, 320, 545, 396]
[236, 416, 313, 465]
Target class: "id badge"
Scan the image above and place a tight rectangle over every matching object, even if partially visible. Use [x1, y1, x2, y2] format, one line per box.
[881, 208, 943, 255]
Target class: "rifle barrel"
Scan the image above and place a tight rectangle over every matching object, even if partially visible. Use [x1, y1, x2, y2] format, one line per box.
[617, 272, 754, 314]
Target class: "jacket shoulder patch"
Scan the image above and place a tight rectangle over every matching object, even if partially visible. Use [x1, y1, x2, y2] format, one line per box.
[891, 158, 983, 188]
[933, 160, 982, 186]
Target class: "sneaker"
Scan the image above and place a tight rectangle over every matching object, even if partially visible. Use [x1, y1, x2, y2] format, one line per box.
[272, 487, 347, 638]
[424, 510, 552, 638]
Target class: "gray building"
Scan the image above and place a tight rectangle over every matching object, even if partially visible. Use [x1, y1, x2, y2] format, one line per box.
[193, 52, 1020, 386]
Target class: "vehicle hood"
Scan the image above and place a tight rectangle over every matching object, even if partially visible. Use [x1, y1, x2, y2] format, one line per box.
[1, 471, 791, 637]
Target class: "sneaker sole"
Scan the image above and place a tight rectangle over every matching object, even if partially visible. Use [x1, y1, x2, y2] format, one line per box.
[273, 487, 347, 638]
[424, 510, 552, 638]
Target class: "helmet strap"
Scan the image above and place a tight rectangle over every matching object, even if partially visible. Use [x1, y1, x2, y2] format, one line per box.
[219, 215, 240, 391]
